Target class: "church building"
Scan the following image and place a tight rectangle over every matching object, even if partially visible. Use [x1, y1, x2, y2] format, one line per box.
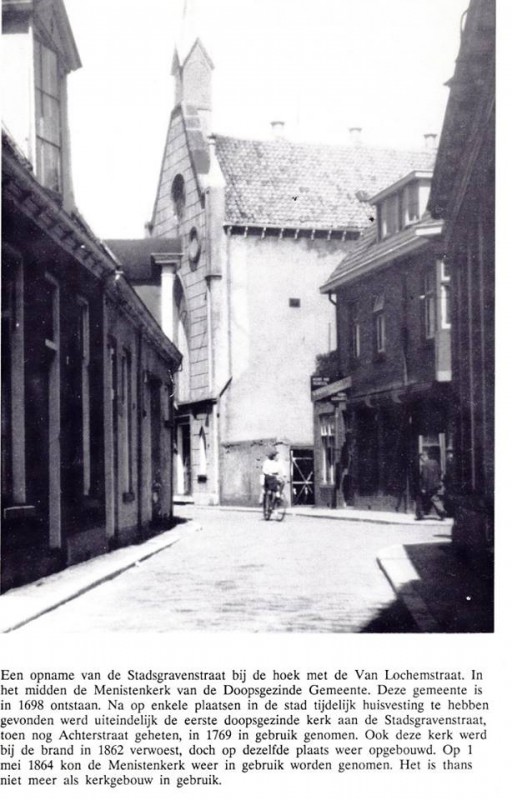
[139, 9, 439, 508]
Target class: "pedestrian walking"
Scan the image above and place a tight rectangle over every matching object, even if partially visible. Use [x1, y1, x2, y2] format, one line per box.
[415, 450, 445, 520]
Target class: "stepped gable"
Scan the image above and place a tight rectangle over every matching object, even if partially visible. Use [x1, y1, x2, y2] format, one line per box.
[214, 135, 435, 231]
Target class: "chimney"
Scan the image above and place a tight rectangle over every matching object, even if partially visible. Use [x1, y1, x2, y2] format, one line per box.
[424, 132, 438, 151]
[270, 120, 285, 139]
[349, 126, 363, 146]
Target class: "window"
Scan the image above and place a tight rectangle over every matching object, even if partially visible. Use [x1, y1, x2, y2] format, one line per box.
[121, 350, 133, 497]
[440, 261, 451, 329]
[77, 299, 90, 495]
[349, 304, 360, 359]
[198, 427, 207, 477]
[373, 294, 385, 354]
[289, 298, 301, 308]
[402, 183, 419, 227]
[320, 416, 335, 484]
[171, 174, 186, 220]
[379, 195, 399, 239]
[34, 39, 62, 192]
[423, 270, 436, 339]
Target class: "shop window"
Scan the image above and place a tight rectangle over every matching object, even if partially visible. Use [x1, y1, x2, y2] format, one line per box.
[320, 416, 335, 484]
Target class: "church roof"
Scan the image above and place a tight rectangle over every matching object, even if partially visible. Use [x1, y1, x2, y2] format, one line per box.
[214, 135, 436, 231]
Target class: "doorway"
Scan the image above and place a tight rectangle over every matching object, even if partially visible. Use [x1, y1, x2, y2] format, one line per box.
[176, 418, 191, 496]
[290, 448, 314, 505]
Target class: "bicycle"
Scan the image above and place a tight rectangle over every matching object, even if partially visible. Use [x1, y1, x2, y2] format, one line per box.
[262, 485, 286, 521]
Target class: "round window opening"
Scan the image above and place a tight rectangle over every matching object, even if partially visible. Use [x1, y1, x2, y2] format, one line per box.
[171, 174, 186, 219]
[188, 228, 201, 269]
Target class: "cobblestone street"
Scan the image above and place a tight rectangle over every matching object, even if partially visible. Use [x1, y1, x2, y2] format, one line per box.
[19, 509, 449, 634]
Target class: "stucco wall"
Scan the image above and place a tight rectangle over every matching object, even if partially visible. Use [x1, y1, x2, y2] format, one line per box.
[223, 234, 350, 445]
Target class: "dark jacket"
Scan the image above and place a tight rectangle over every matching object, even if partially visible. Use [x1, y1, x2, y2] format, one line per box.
[419, 458, 441, 495]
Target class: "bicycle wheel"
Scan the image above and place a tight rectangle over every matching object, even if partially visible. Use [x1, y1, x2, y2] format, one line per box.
[274, 495, 286, 521]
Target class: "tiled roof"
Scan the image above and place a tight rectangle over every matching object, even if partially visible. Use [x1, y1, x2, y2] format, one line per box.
[106, 238, 181, 282]
[214, 135, 436, 230]
[321, 212, 440, 292]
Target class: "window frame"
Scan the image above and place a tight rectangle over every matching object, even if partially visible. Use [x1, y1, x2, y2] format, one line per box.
[34, 38, 62, 193]
[349, 303, 361, 360]
[372, 294, 386, 355]
[121, 348, 134, 498]
[320, 415, 336, 485]
[77, 297, 91, 496]
[439, 260, 451, 329]
[423, 269, 436, 340]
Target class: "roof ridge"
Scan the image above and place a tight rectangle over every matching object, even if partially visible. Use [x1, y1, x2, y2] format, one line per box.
[214, 132, 433, 156]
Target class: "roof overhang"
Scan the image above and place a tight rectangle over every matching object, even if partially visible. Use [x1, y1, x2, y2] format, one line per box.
[370, 170, 433, 205]
[3, 133, 181, 368]
[320, 223, 442, 294]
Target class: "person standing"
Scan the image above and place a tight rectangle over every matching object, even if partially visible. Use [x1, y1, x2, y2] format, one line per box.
[415, 450, 445, 520]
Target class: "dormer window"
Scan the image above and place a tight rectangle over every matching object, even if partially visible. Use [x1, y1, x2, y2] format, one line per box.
[402, 183, 420, 227]
[34, 39, 62, 193]
[375, 172, 432, 242]
[379, 195, 399, 239]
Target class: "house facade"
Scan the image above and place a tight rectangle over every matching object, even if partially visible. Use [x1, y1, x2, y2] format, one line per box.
[144, 34, 439, 508]
[1, 0, 182, 591]
[428, 0, 495, 557]
[314, 167, 451, 512]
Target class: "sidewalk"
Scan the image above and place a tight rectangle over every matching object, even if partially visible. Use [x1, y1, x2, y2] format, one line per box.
[0, 520, 201, 633]
[377, 540, 494, 633]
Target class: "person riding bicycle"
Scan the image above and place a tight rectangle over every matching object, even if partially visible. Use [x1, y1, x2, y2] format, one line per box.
[259, 448, 285, 503]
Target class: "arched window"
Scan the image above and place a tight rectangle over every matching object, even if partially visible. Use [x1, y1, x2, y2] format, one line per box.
[198, 427, 207, 477]
[171, 174, 186, 220]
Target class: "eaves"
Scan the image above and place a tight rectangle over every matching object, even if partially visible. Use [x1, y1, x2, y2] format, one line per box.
[320, 224, 442, 293]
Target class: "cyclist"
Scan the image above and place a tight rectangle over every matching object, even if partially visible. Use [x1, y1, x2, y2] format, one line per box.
[259, 448, 285, 503]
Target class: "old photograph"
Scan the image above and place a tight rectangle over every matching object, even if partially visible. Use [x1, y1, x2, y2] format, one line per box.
[1, 0, 494, 634]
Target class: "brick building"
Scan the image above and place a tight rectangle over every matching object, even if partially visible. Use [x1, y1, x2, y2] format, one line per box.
[314, 165, 448, 511]
[428, 0, 495, 557]
[1, 0, 182, 590]
[140, 28, 439, 508]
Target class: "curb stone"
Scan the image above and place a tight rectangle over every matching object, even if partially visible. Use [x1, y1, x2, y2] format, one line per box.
[0, 520, 201, 633]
